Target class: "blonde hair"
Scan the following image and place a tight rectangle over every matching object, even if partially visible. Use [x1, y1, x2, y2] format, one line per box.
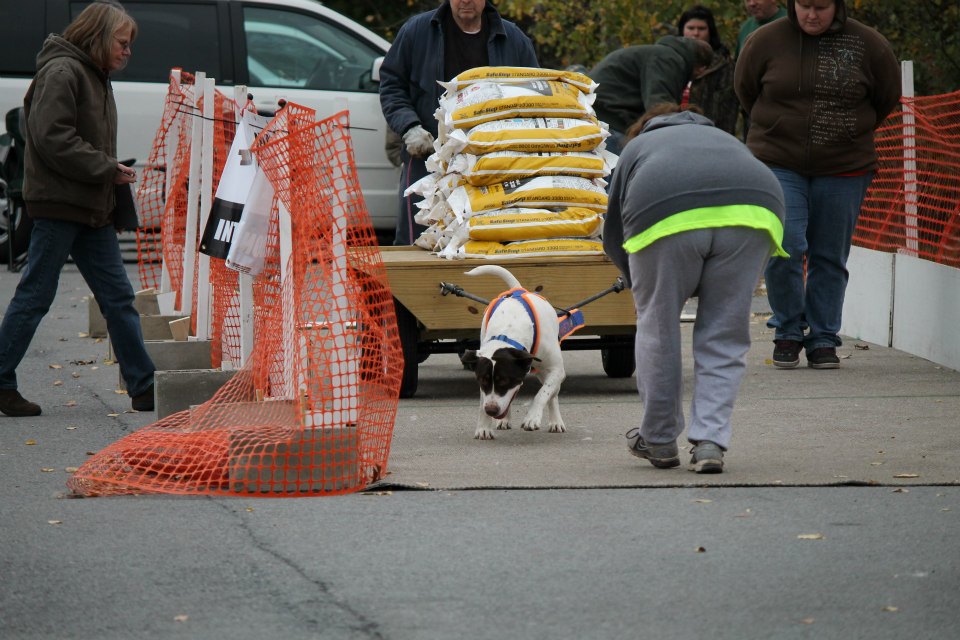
[62, 1, 137, 69]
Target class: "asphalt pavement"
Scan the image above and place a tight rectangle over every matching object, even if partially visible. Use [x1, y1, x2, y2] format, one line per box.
[1, 264, 958, 639]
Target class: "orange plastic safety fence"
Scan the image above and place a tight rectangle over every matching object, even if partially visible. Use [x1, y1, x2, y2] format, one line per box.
[856, 92, 960, 268]
[135, 71, 195, 292]
[68, 107, 403, 496]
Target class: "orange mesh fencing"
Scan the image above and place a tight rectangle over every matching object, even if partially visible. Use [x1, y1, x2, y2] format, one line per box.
[68, 106, 403, 496]
[856, 92, 960, 268]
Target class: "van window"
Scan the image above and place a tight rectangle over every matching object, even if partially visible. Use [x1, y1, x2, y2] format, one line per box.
[0, 2, 46, 75]
[97, 2, 223, 83]
[243, 7, 381, 93]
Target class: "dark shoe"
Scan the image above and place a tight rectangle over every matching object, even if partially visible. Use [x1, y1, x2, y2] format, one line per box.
[772, 339, 802, 368]
[626, 427, 679, 468]
[807, 347, 840, 369]
[131, 384, 155, 411]
[0, 389, 42, 417]
[689, 441, 724, 474]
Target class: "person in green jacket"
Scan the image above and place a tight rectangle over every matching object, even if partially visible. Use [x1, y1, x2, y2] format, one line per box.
[736, 0, 787, 57]
[590, 36, 713, 155]
[0, 1, 156, 417]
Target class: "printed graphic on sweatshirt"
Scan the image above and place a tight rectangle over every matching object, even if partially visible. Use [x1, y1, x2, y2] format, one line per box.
[810, 34, 866, 146]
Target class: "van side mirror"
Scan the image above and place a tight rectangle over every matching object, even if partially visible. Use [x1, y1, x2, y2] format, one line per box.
[371, 56, 383, 83]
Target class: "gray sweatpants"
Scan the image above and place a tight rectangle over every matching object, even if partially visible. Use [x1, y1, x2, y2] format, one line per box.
[627, 227, 771, 450]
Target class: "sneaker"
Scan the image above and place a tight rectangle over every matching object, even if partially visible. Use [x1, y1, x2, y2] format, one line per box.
[807, 347, 840, 369]
[625, 427, 679, 468]
[131, 384, 155, 412]
[772, 339, 802, 368]
[689, 441, 724, 474]
[0, 389, 42, 417]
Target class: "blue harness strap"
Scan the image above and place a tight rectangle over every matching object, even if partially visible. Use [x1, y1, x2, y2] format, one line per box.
[558, 309, 585, 341]
[484, 288, 541, 354]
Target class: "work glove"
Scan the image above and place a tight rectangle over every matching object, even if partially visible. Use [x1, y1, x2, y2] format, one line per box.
[402, 125, 435, 158]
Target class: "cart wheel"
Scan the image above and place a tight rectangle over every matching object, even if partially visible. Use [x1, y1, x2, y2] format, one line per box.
[600, 335, 635, 378]
[394, 299, 419, 398]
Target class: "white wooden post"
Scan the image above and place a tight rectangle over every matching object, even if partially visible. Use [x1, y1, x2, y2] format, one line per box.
[179, 71, 205, 317]
[901, 60, 918, 257]
[233, 85, 254, 369]
[158, 68, 181, 300]
[193, 77, 217, 341]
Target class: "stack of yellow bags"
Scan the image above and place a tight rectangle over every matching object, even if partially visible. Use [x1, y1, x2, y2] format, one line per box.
[406, 67, 617, 259]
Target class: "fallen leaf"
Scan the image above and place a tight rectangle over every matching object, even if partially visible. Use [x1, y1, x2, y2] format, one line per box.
[797, 534, 825, 540]
[942, 508, 952, 512]
[48, 520, 62, 525]
[25, 439, 37, 445]
[692, 499, 712, 504]
[49, 364, 63, 370]
[66, 426, 78, 431]
[85, 451, 96, 456]
[694, 546, 706, 553]
[881, 606, 899, 613]
[65, 467, 79, 473]
[894, 473, 919, 478]
[854, 343, 870, 350]
[870, 462, 884, 466]
[94, 338, 104, 343]
[102, 359, 116, 365]
[65, 400, 77, 407]
[415, 482, 430, 488]
[41, 468, 56, 473]
[53, 380, 63, 386]
[58, 337, 68, 342]
[107, 413, 120, 417]
[892, 488, 909, 493]
[174, 614, 189, 623]
[90, 366, 98, 371]
[800, 618, 816, 625]
[245, 507, 254, 512]
[69, 359, 96, 366]
[114, 389, 128, 395]
[78, 332, 89, 338]
[71, 372, 80, 378]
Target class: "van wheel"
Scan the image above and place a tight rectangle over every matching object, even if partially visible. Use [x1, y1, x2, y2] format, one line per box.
[0, 197, 31, 264]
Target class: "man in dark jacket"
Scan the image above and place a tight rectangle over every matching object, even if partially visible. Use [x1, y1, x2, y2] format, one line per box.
[379, 0, 538, 246]
[590, 36, 713, 155]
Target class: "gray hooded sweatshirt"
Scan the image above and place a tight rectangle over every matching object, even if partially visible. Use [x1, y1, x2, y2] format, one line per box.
[603, 111, 786, 284]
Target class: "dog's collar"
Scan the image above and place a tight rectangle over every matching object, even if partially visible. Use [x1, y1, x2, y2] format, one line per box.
[487, 334, 529, 352]
[483, 287, 542, 355]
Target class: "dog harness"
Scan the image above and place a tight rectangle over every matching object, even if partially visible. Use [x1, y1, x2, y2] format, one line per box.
[483, 288, 586, 355]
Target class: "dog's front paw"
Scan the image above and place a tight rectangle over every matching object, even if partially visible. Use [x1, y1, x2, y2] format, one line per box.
[547, 420, 566, 434]
[474, 427, 496, 440]
[496, 419, 511, 430]
[520, 419, 541, 431]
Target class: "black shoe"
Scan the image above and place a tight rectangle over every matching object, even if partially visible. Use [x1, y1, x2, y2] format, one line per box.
[689, 441, 724, 474]
[0, 389, 42, 417]
[625, 428, 680, 468]
[772, 339, 802, 368]
[131, 383, 155, 411]
[807, 347, 840, 369]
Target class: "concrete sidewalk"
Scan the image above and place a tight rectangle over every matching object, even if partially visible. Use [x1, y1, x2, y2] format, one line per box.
[380, 306, 960, 490]
[1, 265, 958, 492]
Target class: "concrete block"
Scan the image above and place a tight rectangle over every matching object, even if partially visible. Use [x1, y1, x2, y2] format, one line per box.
[228, 424, 361, 494]
[155, 368, 236, 418]
[146, 339, 212, 371]
[140, 315, 187, 341]
[87, 289, 162, 337]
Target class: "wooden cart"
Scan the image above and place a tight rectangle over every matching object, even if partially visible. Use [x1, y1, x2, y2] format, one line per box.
[379, 247, 638, 398]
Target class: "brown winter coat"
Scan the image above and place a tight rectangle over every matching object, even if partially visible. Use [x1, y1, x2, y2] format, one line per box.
[734, 0, 901, 175]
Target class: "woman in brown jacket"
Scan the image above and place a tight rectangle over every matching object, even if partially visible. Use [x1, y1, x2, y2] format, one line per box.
[0, 2, 155, 417]
[735, 0, 900, 369]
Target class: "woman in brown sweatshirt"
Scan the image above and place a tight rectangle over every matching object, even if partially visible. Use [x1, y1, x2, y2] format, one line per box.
[734, 0, 900, 369]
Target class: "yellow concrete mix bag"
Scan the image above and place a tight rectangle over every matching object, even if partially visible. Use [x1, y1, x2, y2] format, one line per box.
[440, 66, 598, 94]
[445, 176, 608, 219]
[437, 81, 595, 130]
[462, 207, 603, 241]
[447, 150, 615, 186]
[447, 237, 605, 260]
[437, 117, 608, 160]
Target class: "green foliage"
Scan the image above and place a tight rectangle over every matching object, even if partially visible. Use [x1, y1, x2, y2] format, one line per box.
[324, 0, 959, 95]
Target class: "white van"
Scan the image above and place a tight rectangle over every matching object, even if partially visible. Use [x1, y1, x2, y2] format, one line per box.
[0, 0, 399, 255]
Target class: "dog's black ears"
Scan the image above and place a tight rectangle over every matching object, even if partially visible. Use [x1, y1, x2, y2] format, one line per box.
[460, 349, 479, 366]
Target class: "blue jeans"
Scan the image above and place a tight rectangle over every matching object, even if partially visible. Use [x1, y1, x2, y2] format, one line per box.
[765, 168, 874, 350]
[0, 219, 155, 396]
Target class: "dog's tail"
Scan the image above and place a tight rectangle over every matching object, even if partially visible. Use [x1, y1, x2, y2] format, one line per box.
[465, 265, 522, 290]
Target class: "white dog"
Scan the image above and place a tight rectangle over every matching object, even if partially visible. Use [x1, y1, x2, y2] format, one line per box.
[460, 265, 566, 440]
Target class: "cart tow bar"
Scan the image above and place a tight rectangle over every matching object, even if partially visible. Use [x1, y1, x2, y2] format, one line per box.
[439, 276, 626, 317]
